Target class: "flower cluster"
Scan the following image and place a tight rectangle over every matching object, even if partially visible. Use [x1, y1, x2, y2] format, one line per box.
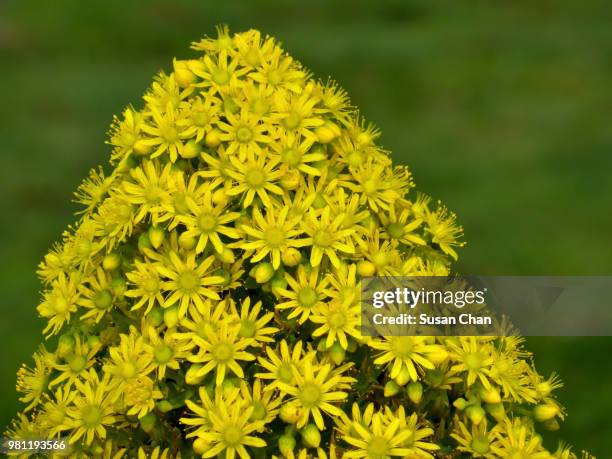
[7, 27, 593, 458]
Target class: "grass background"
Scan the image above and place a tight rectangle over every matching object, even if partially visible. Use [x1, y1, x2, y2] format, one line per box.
[1, 0, 611, 454]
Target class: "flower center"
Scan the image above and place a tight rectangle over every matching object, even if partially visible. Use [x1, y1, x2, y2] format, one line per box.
[368, 436, 390, 458]
[161, 125, 178, 143]
[239, 319, 257, 338]
[198, 213, 218, 233]
[68, 355, 87, 373]
[250, 401, 267, 421]
[192, 110, 209, 127]
[387, 222, 404, 239]
[313, 230, 333, 247]
[264, 227, 286, 247]
[328, 311, 346, 329]
[81, 404, 103, 427]
[363, 179, 378, 195]
[246, 168, 266, 188]
[282, 148, 302, 167]
[53, 296, 70, 314]
[297, 287, 318, 308]
[178, 270, 199, 292]
[471, 436, 490, 454]
[278, 363, 294, 384]
[283, 112, 301, 130]
[212, 68, 230, 85]
[236, 126, 253, 143]
[143, 276, 160, 294]
[212, 342, 233, 362]
[121, 361, 138, 379]
[251, 98, 269, 115]
[390, 337, 414, 357]
[465, 352, 484, 371]
[94, 289, 113, 310]
[222, 424, 243, 446]
[145, 185, 162, 204]
[299, 383, 321, 407]
[154, 344, 173, 363]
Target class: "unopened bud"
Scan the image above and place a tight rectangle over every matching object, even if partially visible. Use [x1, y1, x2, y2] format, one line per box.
[279, 404, 301, 424]
[148, 226, 165, 249]
[139, 412, 156, 433]
[479, 386, 501, 404]
[533, 403, 560, 422]
[300, 424, 321, 448]
[384, 380, 401, 397]
[251, 262, 275, 284]
[485, 403, 506, 421]
[328, 342, 346, 365]
[179, 232, 197, 251]
[102, 253, 121, 271]
[466, 405, 486, 425]
[393, 366, 411, 386]
[173, 59, 197, 87]
[163, 305, 179, 328]
[181, 140, 202, 159]
[278, 434, 296, 457]
[406, 381, 423, 404]
[357, 260, 376, 277]
[205, 129, 221, 148]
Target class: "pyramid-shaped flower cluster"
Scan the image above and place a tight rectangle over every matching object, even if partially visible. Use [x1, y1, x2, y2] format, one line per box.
[7, 27, 590, 459]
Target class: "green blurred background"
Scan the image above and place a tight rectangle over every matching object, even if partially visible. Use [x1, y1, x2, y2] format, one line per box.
[1, 0, 611, 455]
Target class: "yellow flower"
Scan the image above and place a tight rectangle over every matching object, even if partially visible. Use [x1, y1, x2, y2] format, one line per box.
[64, 369, 117, 445]
[276, 265, 329, 323]
[123, 375, 163, 419]
[188, 321, 256, 386]
[229, 297, 278, 345]
[157, 251, 224, 317]
[51, 335, 99, 389]
[369, 336, 447, 382]
[178, 183, 242, 254]
[226, 150, 284, 207]
[218, 107, 272, 160]
[237, 205, 308, 269]
[256, 340, 312, 392]
[16, 348, 51, 411]
[182, 385, 267, 458]
[301, 207, 355, 268]
[121, 160, 173, 223]
[77, 268, 115, 323]
[140, 105, 189, 162]
[37, 272, 80, 336]
[310, 299, 361, 350]
[102, 327, 155, 387]
[125, 260, 164, 314]
[277, 360, 353, 429]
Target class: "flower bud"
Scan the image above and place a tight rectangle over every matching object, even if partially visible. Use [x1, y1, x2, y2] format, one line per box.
[384, 380, 401, 397]
[102, 253, 121, 271]
[406, 381, 423, 404]
[485, 403, 506, 421]
[250, 262, 275, 284]
[453, 398, 467, 410]
[179, 232, 197, 251]
[212, 188, 229, 207]
[216, 247, 235, 264]
[278, 434, 296, 457]
[357, 260, 376, 277]
[466, 405, 486, 425]
[300, 424, 321, 448]
[281, 248, 302, 267]
[205, 129, 221, 148]
[315, 122, 340, 144]
[328, 342, 346, 365]
[479, 386, 501, 404]
[533, 403, 560, 422]
[139, 412, 156, 433]
[542, 418, 560, 431]
[87, 334, 101, 348]
[173, 58, 197, 87]
[147, 306, 164, 327]
[192, 437, 211, 455]
[393, 366, 411, 386]
[163, 305, 179, 328]
[185, 364, 205, 385]
[148, 226, 165, 249]
[133, 139, 153, 156]
[280, 170, 301, 190]
[156, 400, 174, 413]
[111, 276, 127, 298]
[138, 233, 152, 252]
[279, 404, 301, 424]
[181, 140, 202, 159]
[57, 333, 75, 358]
